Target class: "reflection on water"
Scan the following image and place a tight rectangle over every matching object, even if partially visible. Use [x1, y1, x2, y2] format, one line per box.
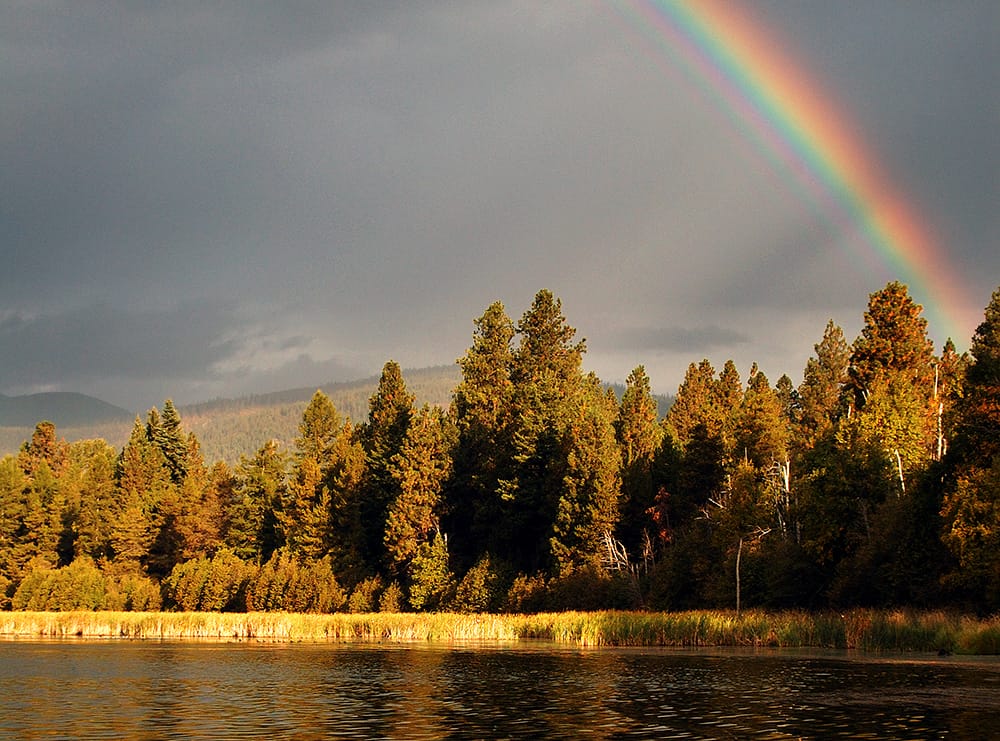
[2, 639, 999, 739]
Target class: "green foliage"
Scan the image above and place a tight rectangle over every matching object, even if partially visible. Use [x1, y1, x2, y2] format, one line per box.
[12, 558, 107, 611]
[244, 550, 346, 613]
[4, 282, 1000, 616]
[347, 576, 384, 613]
[452, 554, 504, 613]
[164, 549, 252, 612]
[407, 531, 453, 611]
[378, 581, 404, 613]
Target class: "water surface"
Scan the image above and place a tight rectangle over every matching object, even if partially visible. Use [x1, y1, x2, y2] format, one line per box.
[3, 640, 999, 739]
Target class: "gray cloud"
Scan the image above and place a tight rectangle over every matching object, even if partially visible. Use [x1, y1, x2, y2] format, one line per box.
[1, 1, 996, 409]
[609, 326, 750, 355]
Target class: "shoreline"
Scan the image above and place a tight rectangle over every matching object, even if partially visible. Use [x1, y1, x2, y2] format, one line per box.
[2, 609, 999, 654]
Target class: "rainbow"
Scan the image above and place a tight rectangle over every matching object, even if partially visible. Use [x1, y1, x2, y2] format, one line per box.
[609, 0, 975, 345]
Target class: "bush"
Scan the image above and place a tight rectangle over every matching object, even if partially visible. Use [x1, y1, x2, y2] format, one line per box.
[379, 581, 405, 612]
[104, 566, 162, 611]
[11, 558, 107, 611]
[245, 550, 346, 613]
[348, 576, 383, 613]
[504, 573, 548, 613]
[163, 549, 251, 612]
[452, 554, 503, 613]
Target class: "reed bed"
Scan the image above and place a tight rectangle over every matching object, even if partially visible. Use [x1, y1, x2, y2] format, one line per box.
[2, 609, 999, 653]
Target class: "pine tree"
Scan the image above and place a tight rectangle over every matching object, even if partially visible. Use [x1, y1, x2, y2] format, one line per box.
[616, 366, 664, 554]
[844, 282, 937, 490]
[324, 419, 367, 583]
[665, 360, 717, 445]
[296, 390, 341, 464]
[72, 440, 118, 563]
[734, 366, 788, 469]
[112, 418, 175, 571]
[174, 433, 224, 560]
[359, 361, 415, 570]
[151, 400, 189, 485]
[952, 286, 1000, 466]
[449, 301, 516, 569]
[550, 373, 621, 574]
[797, 320, 850, 450]
[384, 406, 452, 572]
[225, 440, 286, 562]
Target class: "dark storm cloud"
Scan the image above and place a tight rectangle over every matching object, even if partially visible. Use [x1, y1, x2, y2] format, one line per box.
[609, 326, 750, 355]
[1, 1, 996, 407]
[0, 302, 239, 388]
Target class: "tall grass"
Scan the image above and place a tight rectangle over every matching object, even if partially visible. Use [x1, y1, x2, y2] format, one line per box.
[2, 609, 999, 653]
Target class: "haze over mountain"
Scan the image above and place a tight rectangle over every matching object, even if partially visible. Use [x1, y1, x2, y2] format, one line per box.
[0, 392, 133, 428]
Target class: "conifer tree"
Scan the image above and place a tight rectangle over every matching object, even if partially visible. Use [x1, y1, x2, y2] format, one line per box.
[797, 320, 850, 450]
[665, 359, 717, 445]
[112, 418, 175, 571]
[296, 390, 341, 464]
[151, 400, 189, 485]
[844, 282, 937, 490]
[174, 433, 224, 560]
[384, 406, 452, 572]
[616, 366, 663, 554]
[225, 440, 286, 562]
[324, 419, 367, 582]
[449, 301, 516, 568]
[72, 440, 118, 563]
[359, 361, 414, 570]
[550, 373, 621, 574]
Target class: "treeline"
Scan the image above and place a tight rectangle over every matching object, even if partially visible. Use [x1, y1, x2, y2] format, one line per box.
[2, 284, 999, 615]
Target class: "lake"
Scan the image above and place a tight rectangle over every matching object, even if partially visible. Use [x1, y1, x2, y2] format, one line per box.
[3, 640, 999, 739]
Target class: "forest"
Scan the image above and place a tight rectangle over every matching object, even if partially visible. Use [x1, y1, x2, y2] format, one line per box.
[2, 282, 999, 616]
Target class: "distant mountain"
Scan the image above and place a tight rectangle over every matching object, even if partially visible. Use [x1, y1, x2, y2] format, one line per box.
[0, 365, 674, 466]
[0, 392, 133, 428]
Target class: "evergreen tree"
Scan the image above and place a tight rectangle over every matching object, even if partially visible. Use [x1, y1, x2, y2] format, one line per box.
[151, 400, 189, 485]
[112, 418, 175, 572]
[550, 373, 621, 574]
[735, 365, 788, 469]
[324, 419, 367, 583]
[359, 361, 414, 570]
[72, 440, 118, 563]
[384, 406, 452, 572]
[951, 286, 1000, 467]
[616, 366, 663, 554]
[296, 390, 341, 463]
[797, 320, 850, 451]
[665, 359, 718, 445]
[173, 433, 224, 560]
[407, 530, 454, 611]
[845, 282, 937, 491]
[501, 290, 586, 574]
[449, 301, 516, 569]
[225, 440, 286, 562]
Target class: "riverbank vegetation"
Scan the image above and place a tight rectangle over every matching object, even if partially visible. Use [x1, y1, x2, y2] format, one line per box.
[2, 283, 1000, 619]
[3, 609, 999, 653]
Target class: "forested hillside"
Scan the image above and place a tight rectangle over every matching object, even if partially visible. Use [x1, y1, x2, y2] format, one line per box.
[2, 284, 998, 617]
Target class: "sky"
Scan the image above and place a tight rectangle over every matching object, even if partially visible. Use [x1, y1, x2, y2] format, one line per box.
[2, 1, 997, 413]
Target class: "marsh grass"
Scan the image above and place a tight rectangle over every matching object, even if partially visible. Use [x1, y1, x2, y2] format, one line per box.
[2, 609, 998, 653]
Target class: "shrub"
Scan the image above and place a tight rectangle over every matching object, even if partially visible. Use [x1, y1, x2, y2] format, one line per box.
[245, 550, 346, 613]
[11, 558, 107, 611]
[348, 576, 383, 614]
[504, 573, 548, 613]
[163, 549, 251, 612]
[379, 581, 405, 612]
[452, 554, 503, 613]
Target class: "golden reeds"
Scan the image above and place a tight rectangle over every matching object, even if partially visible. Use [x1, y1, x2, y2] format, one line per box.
[2, 609, 998, 653]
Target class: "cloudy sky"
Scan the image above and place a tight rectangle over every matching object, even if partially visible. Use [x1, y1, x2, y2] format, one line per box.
[2, 1, 997, 412]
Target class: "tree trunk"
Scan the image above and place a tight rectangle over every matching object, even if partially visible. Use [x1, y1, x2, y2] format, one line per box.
[735, 536, 743, 617]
